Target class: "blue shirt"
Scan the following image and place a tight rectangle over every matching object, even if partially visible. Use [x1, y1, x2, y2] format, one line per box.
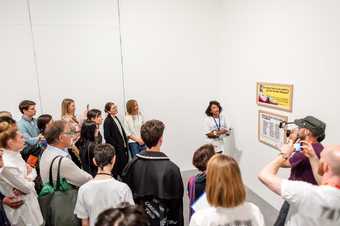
[17, 116, 40, 146]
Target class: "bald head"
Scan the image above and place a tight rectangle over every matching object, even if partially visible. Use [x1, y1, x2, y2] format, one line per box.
[322, 145, 340, 176]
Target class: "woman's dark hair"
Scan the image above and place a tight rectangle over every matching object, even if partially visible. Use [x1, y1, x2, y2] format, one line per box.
[94, 144, 116, 169]
[205, 100, 222, 116]
[37, 114, 52, 133]
[87, 109, 101, 121]
[192, 144, 215, 171]
[95, 202, 149, 226]
[79, 120, 97, 145]
[104, 102, 115, 113]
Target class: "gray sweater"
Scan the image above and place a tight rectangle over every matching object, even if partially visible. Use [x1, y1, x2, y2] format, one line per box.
[39, 145, 92, 187]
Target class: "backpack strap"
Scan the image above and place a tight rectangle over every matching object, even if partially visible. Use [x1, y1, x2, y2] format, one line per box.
[188, 175, 197, 219]
[188, 175, 196, 205]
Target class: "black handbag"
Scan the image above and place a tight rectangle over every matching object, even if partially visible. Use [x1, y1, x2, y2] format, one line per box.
[38, 156, 81, 226]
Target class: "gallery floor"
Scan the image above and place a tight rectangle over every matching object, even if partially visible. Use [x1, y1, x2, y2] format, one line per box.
[181, 170, 279, 226]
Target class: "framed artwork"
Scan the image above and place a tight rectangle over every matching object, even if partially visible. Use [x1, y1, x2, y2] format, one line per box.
[256, 82, 294, 112]
[258, 110, 288, 150]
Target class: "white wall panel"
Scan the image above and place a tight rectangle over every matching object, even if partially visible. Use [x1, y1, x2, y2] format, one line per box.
[120, 0, 223, 170]
[29, 0, 124, 118]
[0, 0, 40, 120]
[219, 0, 340, 209]
[29, 0, 118, 27]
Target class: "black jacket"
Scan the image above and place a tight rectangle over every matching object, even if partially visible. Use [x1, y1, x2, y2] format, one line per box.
[103, 115, 129, 177]
[122, 151, 184, 226]
[79, 141, 97, 177]
[103, 115, 128, 152]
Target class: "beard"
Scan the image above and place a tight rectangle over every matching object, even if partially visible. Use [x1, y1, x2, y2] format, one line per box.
[298, 131, 307, 140]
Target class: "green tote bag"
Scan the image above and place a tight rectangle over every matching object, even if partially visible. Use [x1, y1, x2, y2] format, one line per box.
[38, 155, 80, 226]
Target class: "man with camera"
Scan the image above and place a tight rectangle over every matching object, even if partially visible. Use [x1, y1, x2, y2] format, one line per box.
[258, 143, 340, 226]
[273, 116, 326, 226]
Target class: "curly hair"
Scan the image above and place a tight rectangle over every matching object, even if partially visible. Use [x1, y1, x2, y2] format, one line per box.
[205, 100, 222, 116]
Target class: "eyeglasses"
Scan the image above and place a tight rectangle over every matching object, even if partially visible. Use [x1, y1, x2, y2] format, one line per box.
[63, 131, 79, 136]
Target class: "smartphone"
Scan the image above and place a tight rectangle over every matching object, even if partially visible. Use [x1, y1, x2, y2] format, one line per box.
[294, 142, 303, 152]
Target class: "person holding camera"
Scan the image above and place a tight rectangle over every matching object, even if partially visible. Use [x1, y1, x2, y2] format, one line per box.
[258, 144, 340, 226]
[274, 116, 326, 226]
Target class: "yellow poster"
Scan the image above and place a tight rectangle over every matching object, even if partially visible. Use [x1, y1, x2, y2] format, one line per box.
[256, 82, 293, 112]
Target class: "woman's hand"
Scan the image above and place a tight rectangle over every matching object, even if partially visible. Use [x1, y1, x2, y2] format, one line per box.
[137, 137, 145, 145]
[207, 131, 219, 139]
[3, 195, 24, 209]
[26, 163, 33, 175]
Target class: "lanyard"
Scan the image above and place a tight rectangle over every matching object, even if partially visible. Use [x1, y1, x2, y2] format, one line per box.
[213, 116, 221, 130]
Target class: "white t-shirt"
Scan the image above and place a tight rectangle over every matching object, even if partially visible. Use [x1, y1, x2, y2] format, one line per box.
[124, 114, 144, 143]
[74, 178, 134, 226]
[204, 115, 228, 153]
[282, 179, 340, 226]
[190, 202, 264, 226]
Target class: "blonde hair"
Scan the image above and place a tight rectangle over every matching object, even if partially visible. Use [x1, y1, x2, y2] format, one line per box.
[0, 111, 12, 118]
[61, 98, 78, 123]
[0, 121, 17, 148]
[126, 99, 137, 115]
[206, 154, 246, 208]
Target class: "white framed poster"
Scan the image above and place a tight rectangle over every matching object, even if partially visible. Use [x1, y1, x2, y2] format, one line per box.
[258, 110, 288, 150]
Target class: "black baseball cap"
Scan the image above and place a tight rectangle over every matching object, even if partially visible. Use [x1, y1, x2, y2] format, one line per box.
[294, 116, 326, 141]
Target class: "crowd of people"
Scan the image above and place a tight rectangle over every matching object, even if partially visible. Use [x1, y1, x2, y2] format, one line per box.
[0, 99, 339, 226]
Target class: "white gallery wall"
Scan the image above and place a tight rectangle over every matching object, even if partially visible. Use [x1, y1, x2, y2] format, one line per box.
[218, 0, 340, 209]
[2, 0, 340, 210]
[1, 0, 223, 170]
[0, 0, 41, 120]
[120, 0, 223, 169]
[29, 0, 125, 117]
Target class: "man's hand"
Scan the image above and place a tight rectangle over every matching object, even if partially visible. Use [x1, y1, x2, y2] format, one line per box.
[3, 195, 24, 209]
[280, 144, 295, 160]
[301, 141, 322, 184]
[301, 141, 318, 159]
